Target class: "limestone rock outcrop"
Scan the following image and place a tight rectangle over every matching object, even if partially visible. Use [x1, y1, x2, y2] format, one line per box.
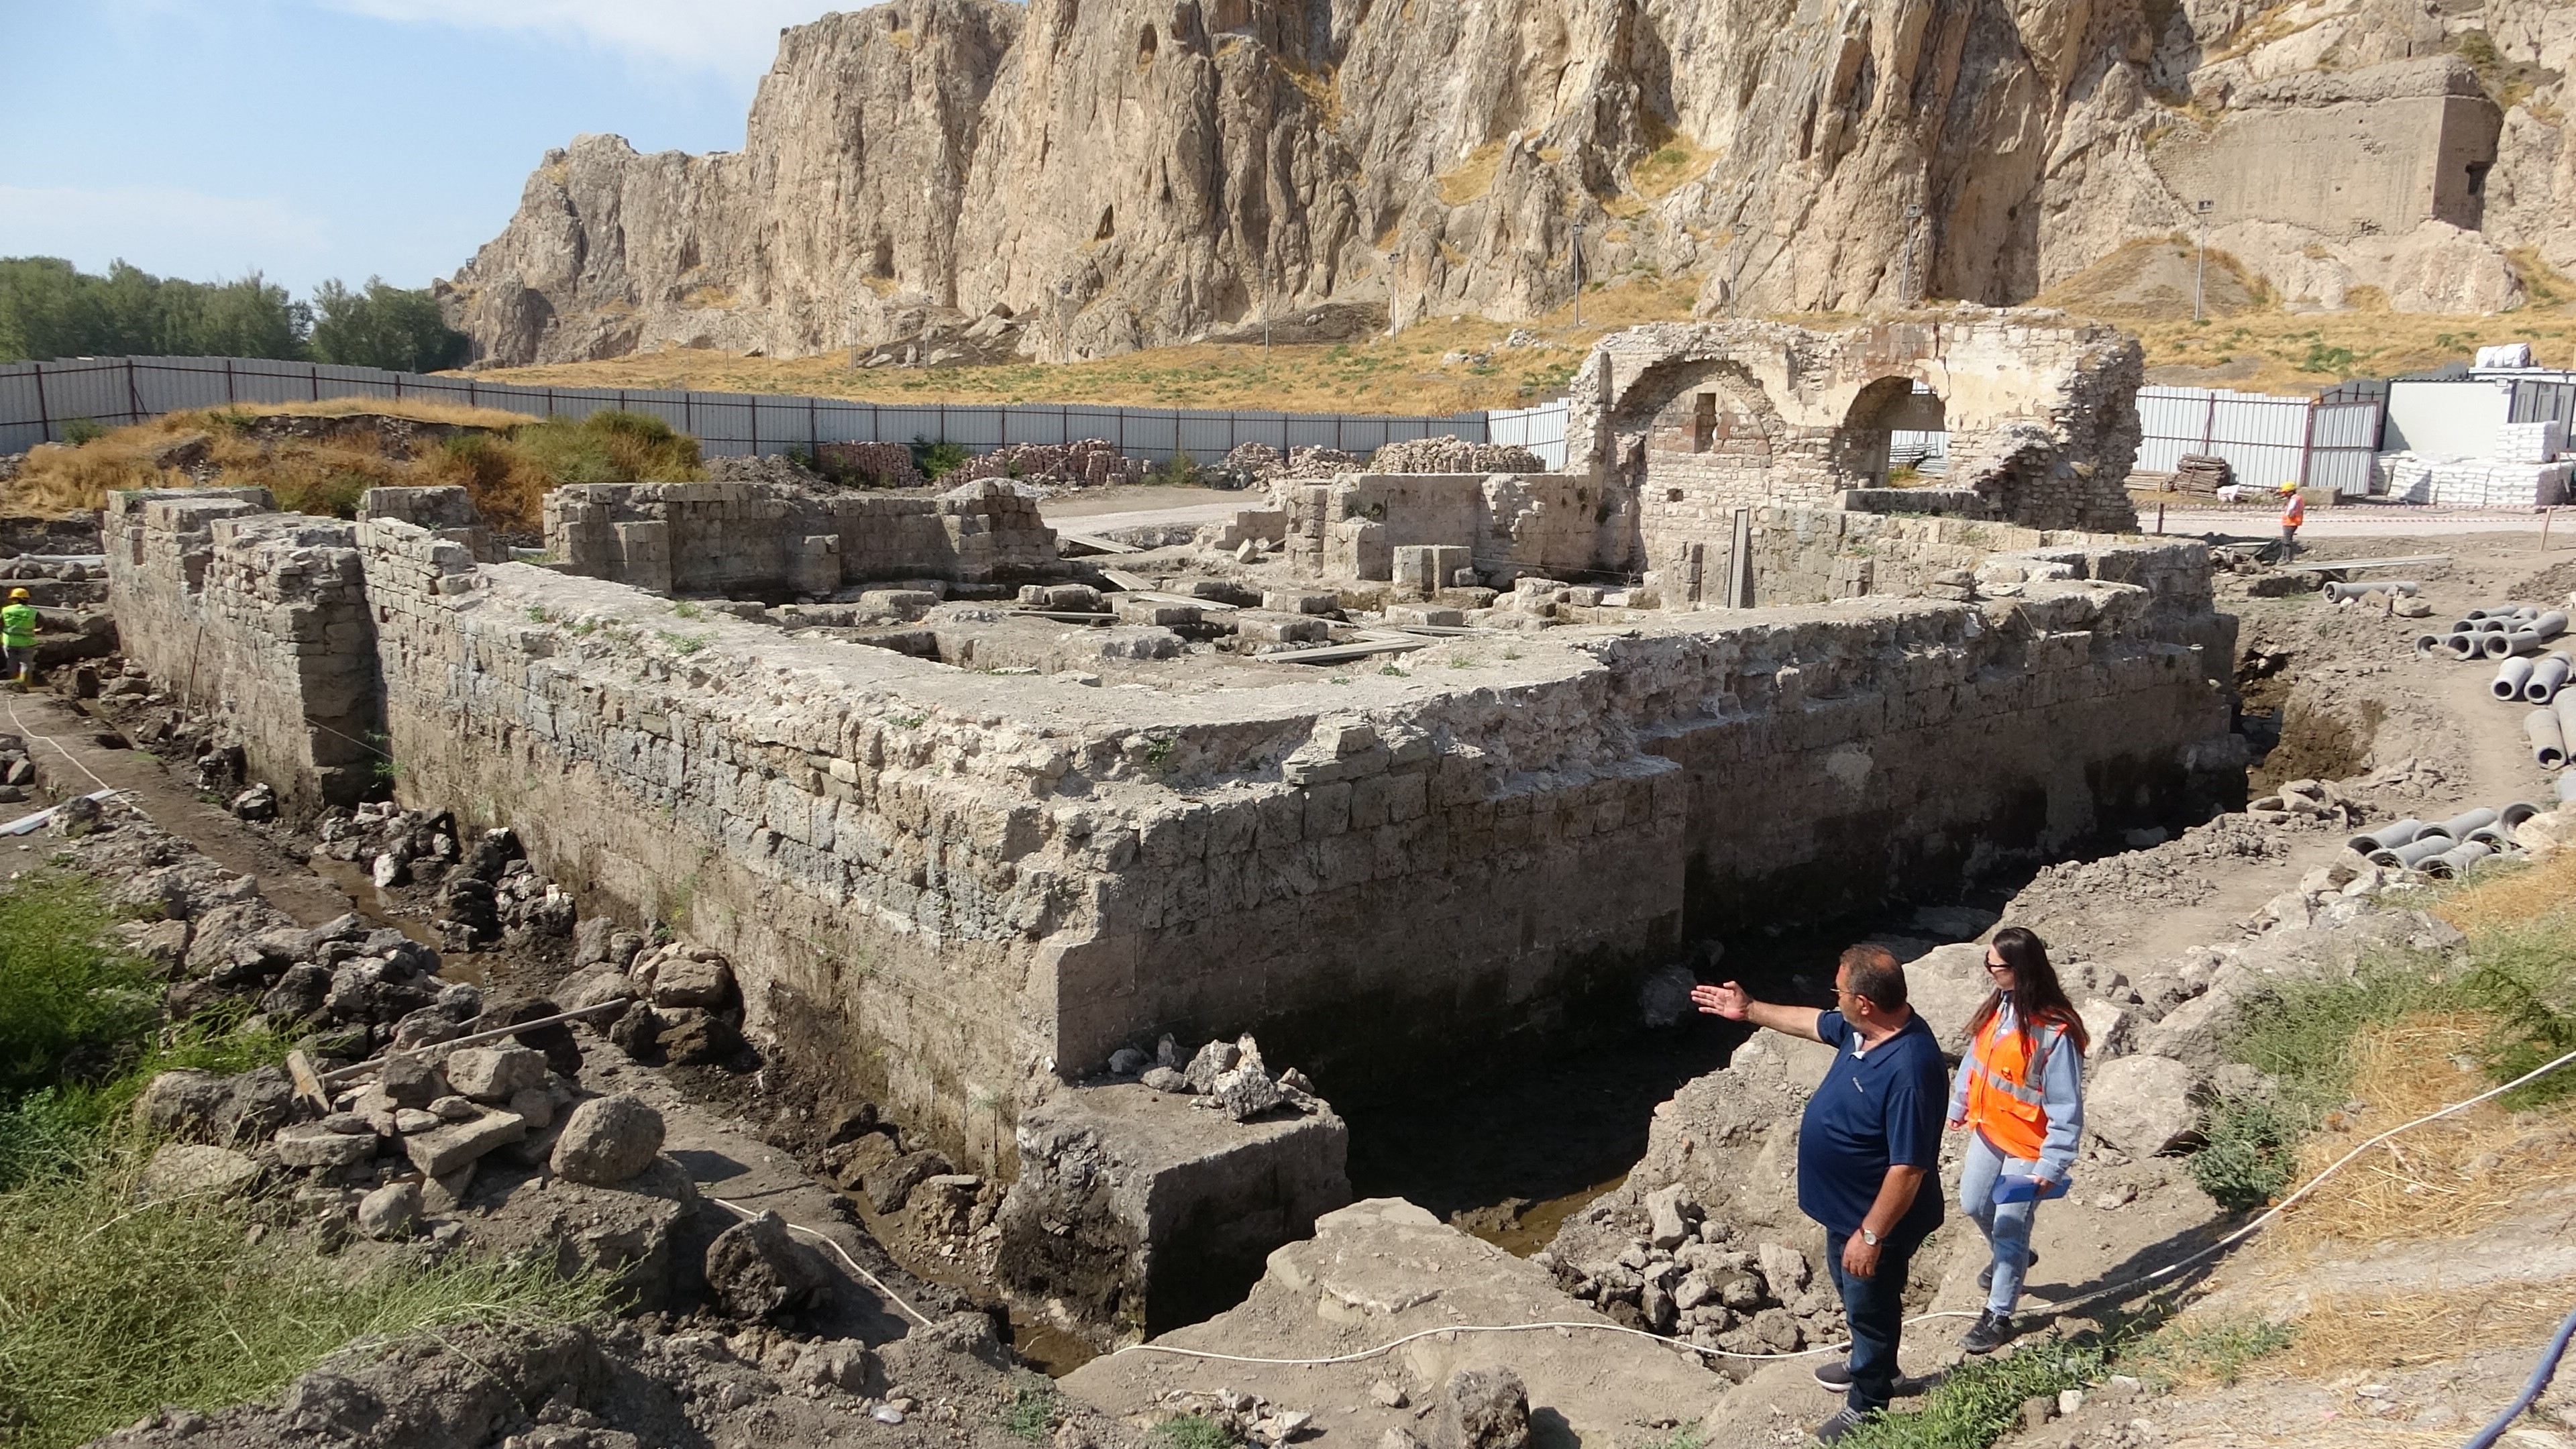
[443, 0, 2571, 368]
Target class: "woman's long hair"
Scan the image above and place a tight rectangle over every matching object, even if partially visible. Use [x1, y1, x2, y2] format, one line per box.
[1966, 925, 2090, 1059]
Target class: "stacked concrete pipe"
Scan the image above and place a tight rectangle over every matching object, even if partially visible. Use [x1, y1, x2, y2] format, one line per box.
[2487, 611, 2570, 659]
[2429, 604, 2546, 661]
[2350, 802, 2542, 873]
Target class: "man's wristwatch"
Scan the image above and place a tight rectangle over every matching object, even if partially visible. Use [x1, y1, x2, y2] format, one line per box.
[1860, 1228, 1880, 1246]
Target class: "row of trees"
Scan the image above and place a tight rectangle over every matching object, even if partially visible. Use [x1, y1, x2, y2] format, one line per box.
[0, 258, 472, 373]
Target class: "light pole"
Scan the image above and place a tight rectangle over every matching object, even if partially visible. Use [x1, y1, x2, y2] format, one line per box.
[1899, 203, 1923, 309]
[2193, 199, 2215, 322]
[1570, 223, 1585, 327]
[1262, 256, 1273, 360]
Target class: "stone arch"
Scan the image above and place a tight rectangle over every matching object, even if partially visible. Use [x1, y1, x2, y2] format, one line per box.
[1829, 375, 1947, 489]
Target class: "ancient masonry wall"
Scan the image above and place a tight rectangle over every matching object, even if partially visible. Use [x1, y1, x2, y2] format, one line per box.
[1281, 474, 1618, 582]
[104, 490, 384, 808]
[1564, 311, 2145, 600]
[543, 478, 1062, 596]
[115, 497, 2242, 1169]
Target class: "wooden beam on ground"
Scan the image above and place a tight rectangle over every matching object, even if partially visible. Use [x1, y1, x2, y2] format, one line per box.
[2276, 554, 2450, 574]
[1267, 636, 1432, 665]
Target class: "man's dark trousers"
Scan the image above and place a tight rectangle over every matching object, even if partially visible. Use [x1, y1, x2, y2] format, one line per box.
[1824, 1229, 1921, 1415]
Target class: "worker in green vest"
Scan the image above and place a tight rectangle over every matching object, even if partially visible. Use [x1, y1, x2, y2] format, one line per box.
[3, 588, 38, 691]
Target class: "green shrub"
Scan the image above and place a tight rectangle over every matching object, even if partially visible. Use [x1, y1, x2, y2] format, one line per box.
[513, 409, 701, 487]
[58, 419, 107, 447]
[2188, 1095, 2300, 1210]
[1151, 449, 1198, 487]
[1837, 1340, 2107, 1449]
[910, 435, 971, 480]
[2127, 1317, 2298, 1389]
[1151, 1414, 1237, 1449]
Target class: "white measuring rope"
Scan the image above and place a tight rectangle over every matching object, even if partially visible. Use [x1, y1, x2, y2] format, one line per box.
[708, 1193, 936, 1329]
[1113, 1041, 2576, 1367]
[5, 696, 119, 794]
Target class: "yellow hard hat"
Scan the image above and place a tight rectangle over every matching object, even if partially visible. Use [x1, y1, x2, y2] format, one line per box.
[7, 588, 29, 601]
[2277, 481, 2300, 493]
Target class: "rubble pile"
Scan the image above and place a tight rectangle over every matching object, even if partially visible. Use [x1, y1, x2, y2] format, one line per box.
[555, 926, 751, 1067]
[951, 438, 1151, 489]
[315, 806, 580, 949]
[814, 441, 927, 490]
[1113, 1031, 1323, 1122]
[1214, 442, 1363, 485]
[1540, 1187, 1846, 1357]
[1366, 436, 1548, 474]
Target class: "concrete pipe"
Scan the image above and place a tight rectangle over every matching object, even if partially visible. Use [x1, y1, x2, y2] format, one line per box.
[2504, 800, 2544, 828]
[2538, 611, 2571, 641]
[2451, 633, 2487, 660]
[2467, 825, 2512, 848]
[2473, 618, 2514, 633]
[2348, 818, 2426, 853]
[2374, 836, 2457, 869]
[2530, 654, 2575, 703]
[2432, 807, 2501, 841]
[2532, 706, 2570, 768]
[2424, 842, 2496, 879]
[2490, 631, 2548, 659]
[2497, 657, 2539, 698]
[2418, 633, 2458, 658]
[2559, 772, 2576, 804]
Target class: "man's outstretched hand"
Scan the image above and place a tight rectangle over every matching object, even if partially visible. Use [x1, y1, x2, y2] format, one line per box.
[1690, 981, 1750, 1020]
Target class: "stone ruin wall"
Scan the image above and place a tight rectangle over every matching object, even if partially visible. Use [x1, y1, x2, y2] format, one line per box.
[542, 478, 1064, 598]
[108, 483, 2244, 1171]
[1281, 473, 1620, 584]
[104, 490, 384, 810]
[1567, 311, 2146, 604]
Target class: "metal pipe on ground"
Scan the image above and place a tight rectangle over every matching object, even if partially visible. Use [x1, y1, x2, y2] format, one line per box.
[2533, 706, 2570, 768]
[2498, 657, 2539, 699]
[2530, 654, 2575, 704]
[2349, 819, 2427, 853]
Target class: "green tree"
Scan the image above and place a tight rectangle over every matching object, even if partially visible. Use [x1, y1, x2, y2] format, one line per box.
[309, 276, 470, 372]
[0, 258, 309, 363]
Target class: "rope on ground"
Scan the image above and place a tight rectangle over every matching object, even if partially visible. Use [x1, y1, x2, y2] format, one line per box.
[706, 1193, 936, 1330]
[4, 696, 118, 794]
[1113, 1041, 2576, 1368]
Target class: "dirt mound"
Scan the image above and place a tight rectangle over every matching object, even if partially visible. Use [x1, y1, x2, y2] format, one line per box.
[2035, 237, 2266, 323]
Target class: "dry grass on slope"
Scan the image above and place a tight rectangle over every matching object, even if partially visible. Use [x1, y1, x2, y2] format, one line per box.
[3, 400, 702, 532]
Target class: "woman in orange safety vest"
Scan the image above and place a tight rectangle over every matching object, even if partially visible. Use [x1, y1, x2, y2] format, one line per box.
[1945, 926, 2089, 1356]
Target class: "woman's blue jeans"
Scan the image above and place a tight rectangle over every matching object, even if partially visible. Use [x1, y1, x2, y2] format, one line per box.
[1958, 1130, 2043, 1313]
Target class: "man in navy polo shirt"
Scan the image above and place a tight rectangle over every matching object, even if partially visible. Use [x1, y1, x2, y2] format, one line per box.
[1693, 944, 1945, 1443]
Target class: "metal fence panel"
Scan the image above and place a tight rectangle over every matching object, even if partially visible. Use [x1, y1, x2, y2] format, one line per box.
[2512, 380, 2576, 430]
[2136, 385, 2384, 496]
[0, 356, 1551, 474]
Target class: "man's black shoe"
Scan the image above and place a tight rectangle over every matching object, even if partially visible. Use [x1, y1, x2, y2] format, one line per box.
[1962, 1309, 2018, 1355]
[1811, 1407, 1869, 1443]
[1975, 1249, 2037, 1292]
[1813, 1360, 1931, 1396]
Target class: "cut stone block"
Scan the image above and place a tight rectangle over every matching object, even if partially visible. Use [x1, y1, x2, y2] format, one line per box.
[998, 1081, 1350, 1349]
[404, 1109, 528, 1177]
[1391, 545, 1474, 598]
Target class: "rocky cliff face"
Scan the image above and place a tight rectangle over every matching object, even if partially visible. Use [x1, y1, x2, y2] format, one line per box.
[441, 0, 2574, 367]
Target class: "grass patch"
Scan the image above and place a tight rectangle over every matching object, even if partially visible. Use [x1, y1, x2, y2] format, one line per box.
[1151, 1413, 1238, 1449]
[1837, 1340, 2106, 1448]
[0, 874, 159, 1103]
[0, 1150, 612, 1448]
[2125, 1316, 2298, 1389]
[998, 1379, 1058, 1442]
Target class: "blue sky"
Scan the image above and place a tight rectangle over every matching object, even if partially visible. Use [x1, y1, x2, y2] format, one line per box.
[0, 1, 841, 297]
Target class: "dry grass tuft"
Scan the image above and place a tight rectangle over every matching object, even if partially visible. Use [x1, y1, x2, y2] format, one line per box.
[2262, 1014, 2576, 1254]
[1436, 141, 1509, 207]
[2430, 848, 2576, 938]
[2275, 1282, 2576, 1378]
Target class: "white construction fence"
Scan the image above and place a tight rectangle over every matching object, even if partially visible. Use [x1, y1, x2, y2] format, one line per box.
[2134, 385, 2385, 496]
[0, 355, 1574, 470]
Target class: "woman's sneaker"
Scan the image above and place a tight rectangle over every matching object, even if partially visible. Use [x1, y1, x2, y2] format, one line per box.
[1975, 1248, 2037, 1291]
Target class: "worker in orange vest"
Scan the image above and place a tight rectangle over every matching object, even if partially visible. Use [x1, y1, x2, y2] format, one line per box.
[2277, 481, 2306, 558]
[1947, 926, 2090, 1355]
